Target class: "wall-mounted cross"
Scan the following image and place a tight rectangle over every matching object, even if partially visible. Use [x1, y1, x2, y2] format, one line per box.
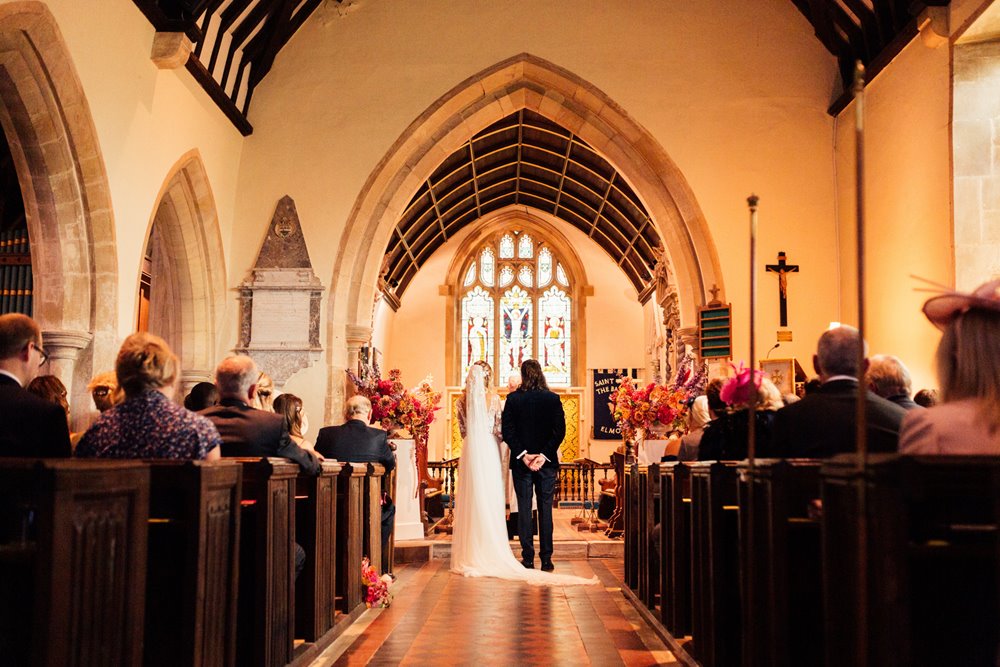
[766, 251, 799, 327]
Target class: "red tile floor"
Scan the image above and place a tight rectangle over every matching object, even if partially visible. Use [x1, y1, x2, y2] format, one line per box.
[312, 559, 677, 666]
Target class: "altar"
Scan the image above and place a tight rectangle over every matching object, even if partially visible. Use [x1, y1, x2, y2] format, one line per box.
[637, 439, 671, 465]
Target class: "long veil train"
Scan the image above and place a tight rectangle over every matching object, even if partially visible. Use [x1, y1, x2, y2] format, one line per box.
[450, 364, 597, 586]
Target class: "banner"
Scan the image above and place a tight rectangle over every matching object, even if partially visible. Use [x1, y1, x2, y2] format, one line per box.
[591, 368, 640, 440]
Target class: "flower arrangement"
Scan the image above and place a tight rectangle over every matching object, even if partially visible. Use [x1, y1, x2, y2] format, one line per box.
[347, 361, 442, 454]
[609, 358, 707, 441]
[361, 556, 393, 608]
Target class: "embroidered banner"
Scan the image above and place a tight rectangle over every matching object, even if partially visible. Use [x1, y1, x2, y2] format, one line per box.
[592, 368, 640, 440]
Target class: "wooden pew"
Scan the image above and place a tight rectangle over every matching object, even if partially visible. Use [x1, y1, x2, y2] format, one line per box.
[822, 454, 1000, 667]
[737, 458, 822, 667]
[689, 461, 741, 667]
[624, 462, 641, 590]
[0, 459, 149, 667]
[658, 461, 693, 637]
[294, 460, 342, 646]
[336, 462, 366, 615]
[641, 464, 661, 610]
[146, 460, 242, 667]
[363, 462, 386, 576]
[233, 457, 299, 667]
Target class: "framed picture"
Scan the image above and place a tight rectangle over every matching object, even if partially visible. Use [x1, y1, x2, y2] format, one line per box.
[759, 358, 806, 396]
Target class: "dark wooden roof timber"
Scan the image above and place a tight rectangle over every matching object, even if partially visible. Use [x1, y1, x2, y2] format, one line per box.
[383, 109, 662, 301]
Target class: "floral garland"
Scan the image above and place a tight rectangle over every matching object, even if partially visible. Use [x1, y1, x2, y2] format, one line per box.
[609, 358, 707, 441]
[346, 362, 443, 455]
[361, 556, 392, 608]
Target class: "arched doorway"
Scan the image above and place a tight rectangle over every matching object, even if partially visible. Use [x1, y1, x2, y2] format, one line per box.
[0, 2, 117, 425]
[138, 150, 227, 393]
[327, 53, 723, 420]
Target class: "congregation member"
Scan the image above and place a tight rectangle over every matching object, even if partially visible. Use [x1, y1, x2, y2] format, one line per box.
[866, 354, 921, 411]
[201, 356, 321, 473]
[699, 373, 783, 461]
[26, 374, 80, 446]
[76, 333, 221, 460]
[251, 370, 276, 411]
[772, 326, 905, 457]
[914, 388, 939, 408]
[87, 370, 120, 413]
[183, 381, 218, 411]
[677, 395, 711, 461]
[900, 279, 1000, 453]
[315, 394, 396, 545]
[273, 393, 316, 452]
[0, 314, 71, 457]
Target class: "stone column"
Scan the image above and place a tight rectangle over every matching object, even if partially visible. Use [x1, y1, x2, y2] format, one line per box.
[41, 329, 93, 432]
[345, 324, 373, 390]
[180, 370, 214, 399]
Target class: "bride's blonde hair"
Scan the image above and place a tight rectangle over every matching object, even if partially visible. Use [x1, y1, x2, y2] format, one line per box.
[472, 360, 492, 389]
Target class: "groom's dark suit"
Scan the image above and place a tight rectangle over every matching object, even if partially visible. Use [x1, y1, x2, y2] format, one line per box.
[502, 387, 565, 565]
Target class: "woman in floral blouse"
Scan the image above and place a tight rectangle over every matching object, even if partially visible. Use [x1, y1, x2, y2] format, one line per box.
[76, 332, 221, 460]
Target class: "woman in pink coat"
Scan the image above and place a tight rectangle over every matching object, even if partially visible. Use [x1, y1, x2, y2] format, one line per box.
[900, 279, 1000, 454]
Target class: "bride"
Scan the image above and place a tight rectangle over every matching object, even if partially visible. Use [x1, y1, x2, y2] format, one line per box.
[450, 361, 596, 585]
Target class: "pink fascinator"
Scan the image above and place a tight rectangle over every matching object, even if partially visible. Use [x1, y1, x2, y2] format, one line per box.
[720, 362, 764, 407]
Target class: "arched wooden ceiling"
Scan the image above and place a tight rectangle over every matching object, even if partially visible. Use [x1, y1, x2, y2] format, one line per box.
[381, 109, 661, 300]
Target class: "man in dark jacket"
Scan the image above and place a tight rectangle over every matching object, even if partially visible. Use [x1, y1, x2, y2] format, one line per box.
[315, 394, 396, 545]
[772, 326, 906, 457]
[501, 359, 565, 571]
[0, 313, 71, 458]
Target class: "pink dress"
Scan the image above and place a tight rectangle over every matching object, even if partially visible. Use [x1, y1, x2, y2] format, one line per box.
[899, 399, 1000, 455]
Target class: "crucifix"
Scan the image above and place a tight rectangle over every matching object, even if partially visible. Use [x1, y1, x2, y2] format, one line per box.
[766, 251, 799, 327]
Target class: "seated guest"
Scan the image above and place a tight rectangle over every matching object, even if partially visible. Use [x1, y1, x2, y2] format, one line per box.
[273, 393, 316, 452]
[0, 314, 71, 457]
[866, 354, 921, 411]
[87, 370, 121, 413]
[900, 279, 1000, 454]
[699, 372, 782, 460]
[772, 326, 906, 457]
[26, 375, 80, 446]
[678, 395, 711, 461]
[201, 356, 321, 474]
[184, 381, 218, 411]
[913, 388, 939, 408]
[315, 395, 396, 545]
[76, 333, 221, 460]
[251, 370, 276, 411]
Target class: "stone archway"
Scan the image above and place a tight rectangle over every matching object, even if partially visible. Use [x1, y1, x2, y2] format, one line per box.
[327, 53, 723, 419]
[141, 150, 227, 393]
[0, 2, 117, 424]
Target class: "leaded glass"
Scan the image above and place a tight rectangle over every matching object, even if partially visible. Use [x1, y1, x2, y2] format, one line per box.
[518, 233, 534, 258]
[463, 262, 476, 287]
[556, 263, 569, 286]
[499, 286, 532, 385]
[518, 265, 533, 287]
[460, 286, 494, 380]
[537, 248, 552, 286]
[539, 286, 572, 386]
[499, 265, 514, 287]
[499, 234, 515, 259]
[480, 248, 495, 286]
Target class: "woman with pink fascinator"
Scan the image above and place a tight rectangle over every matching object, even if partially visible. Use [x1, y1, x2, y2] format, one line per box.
[900, 279, 1000, 454]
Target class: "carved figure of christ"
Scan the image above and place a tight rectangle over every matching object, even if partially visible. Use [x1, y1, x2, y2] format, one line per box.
[765, 251, 799, 328]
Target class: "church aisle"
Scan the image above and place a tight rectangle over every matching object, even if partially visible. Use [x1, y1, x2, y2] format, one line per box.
[313, 559, 677, 666]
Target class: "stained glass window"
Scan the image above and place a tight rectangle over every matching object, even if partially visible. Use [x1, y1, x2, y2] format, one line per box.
[537, 249, 552, 286]
[499, 234, 515, 259]
[499, 265, 514, 287]
[458, 229, 574, 385]
[518, 233, 534, 258]
[539, 287, 572, 386]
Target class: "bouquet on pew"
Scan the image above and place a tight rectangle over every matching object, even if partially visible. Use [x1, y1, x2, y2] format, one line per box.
[361, 556, 393, 608]
[346, 362, 442, 454]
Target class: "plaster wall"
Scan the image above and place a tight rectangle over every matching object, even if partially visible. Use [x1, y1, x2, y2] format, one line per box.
[833, 37, 953, 392]
[234, 0, 842, 421]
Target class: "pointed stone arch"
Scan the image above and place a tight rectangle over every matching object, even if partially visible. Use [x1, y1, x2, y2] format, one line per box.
[328, 53, 723, 417]
[141, 150, 227, 391]
[0, 2, 117, 422]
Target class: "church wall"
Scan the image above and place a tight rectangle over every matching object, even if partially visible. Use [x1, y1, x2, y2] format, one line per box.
[379, 221, 645, 462]
[833, 36, 953, 392]
[11, 0, 247, 361]
[232, 0, 842, 417]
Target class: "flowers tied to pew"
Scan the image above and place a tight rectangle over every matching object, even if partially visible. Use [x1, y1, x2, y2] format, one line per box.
[346, 362, 443, 454]
[361, 556, 393, 608]
[610, 360, 707, 442]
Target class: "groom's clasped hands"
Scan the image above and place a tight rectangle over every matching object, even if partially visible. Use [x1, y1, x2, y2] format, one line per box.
[522, 453, 545, 472]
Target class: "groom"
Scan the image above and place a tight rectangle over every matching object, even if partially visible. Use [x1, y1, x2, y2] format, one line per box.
[502, 359, 565, 571]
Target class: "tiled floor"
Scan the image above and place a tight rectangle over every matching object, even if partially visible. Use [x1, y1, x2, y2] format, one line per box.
[313, 559, 676, 666]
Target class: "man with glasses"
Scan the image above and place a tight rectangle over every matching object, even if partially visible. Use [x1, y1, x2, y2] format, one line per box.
[0, 313, 72, 457]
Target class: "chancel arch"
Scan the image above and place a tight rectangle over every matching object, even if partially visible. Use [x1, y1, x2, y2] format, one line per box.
[0, 1, 117, 426]
[329, 52, 722, 419]
[138, 150, 227, 393]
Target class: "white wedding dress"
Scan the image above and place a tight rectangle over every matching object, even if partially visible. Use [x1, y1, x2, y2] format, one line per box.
[450, 365, 597, 586]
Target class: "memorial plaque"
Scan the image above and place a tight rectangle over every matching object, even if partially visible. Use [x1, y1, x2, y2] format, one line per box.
[250, 290, 311, 346]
